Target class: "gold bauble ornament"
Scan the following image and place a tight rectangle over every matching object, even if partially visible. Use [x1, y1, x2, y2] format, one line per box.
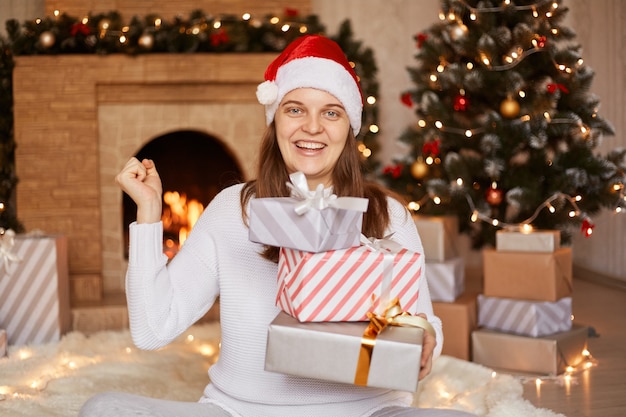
[411, 158, 428, 179]
[500, 96, 520, 118]
[39, 31, 56, 49]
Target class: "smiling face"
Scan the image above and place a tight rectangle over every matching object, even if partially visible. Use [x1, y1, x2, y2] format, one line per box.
[274, 88, 351, 190]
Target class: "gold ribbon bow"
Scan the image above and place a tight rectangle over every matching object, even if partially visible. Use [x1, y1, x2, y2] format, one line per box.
[354, 298, 436, 386]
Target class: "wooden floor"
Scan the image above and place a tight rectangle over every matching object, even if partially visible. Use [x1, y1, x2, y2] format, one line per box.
[522, 277, 626, 417]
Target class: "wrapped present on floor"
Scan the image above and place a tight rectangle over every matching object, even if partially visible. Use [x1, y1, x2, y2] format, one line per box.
[249, 171, 368, 252]
[432, 291, 478, 361]
[496, 230, 561, 253]
[413, 215, 458, 262]
[426, 257, 465, 302]
[0, 232, 71, 346]
[265, 308, 429, 392]
[471, 325, 589, 375]
[0, 329, 6, 357]
[477, 295, 572, 337]
[277, 236, 422, 322]
[482, 247, 572, 302]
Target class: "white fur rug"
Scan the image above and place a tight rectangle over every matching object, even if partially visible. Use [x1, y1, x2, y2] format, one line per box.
[0, 323, 564, 417]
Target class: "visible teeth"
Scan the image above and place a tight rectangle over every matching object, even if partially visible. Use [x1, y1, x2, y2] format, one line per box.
[297, 141, 325, 150]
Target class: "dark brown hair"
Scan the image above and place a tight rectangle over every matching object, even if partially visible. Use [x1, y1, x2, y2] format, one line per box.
[241, 123, 397, 262]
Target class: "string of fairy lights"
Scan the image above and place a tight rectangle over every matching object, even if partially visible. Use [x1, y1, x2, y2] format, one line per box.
[404, 0, 626, 237]
[0, 325, 596, 405]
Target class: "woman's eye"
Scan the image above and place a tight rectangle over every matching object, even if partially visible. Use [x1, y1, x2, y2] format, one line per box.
[288, 107, 302, 114]
[325, 110, 338, 118]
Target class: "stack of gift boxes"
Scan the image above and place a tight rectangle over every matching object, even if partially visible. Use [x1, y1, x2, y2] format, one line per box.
[0, 229, 72, 355]
[414, 215, 478, 361]
[248, 172, 430, 392]
[472, 230, 589, 375]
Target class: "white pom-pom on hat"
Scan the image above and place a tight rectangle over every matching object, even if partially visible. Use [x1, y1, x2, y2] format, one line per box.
[257, 35, 363, 136]
[256, 80, 279, 105]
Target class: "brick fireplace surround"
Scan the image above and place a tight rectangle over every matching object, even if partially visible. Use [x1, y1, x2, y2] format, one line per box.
[13, 0, 311, 313]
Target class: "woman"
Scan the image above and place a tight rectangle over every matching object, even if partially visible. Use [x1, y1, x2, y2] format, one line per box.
[80, 35, 475, 417]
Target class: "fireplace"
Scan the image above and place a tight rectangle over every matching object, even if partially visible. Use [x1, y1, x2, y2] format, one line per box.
[124, 130, 244, 258]
[13, 53, 275, 301]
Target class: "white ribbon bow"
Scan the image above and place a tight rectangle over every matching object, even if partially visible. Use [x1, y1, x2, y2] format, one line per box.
[0, 229, 22, 272]
[286, 172, 369, 215]
[359, 233, 405, 312]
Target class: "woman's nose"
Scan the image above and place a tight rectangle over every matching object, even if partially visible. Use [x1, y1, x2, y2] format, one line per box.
[302, 114, 323, 134]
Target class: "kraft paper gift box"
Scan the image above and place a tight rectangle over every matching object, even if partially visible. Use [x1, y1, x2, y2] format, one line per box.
[432, 291, 478, 360]
[482, 247, 572, 302]
[496, 230, 561, 253]
[471, 325, 589, 375]
[249, 172, 368, 253]
[0, 234, 71, 346]
[277, 238, 422, 322]
[426, 257, 465, 302]
[265, 311, 424, 392]
[477, 295, 572, 337]
[413, 215, 458, 262]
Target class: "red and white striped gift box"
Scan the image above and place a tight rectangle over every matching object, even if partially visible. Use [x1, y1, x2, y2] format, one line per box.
[0, 234, 71, 346]
[277, 243, 422, 322]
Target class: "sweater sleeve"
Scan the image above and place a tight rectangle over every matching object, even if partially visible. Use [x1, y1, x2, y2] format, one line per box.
[125, 197, 223, 350]
[385, 197, 444, 359]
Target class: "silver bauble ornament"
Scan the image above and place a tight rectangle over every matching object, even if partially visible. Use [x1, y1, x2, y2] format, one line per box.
[449, 23, 468, 41]
[39, 31, 56, 49]
[138, 33, 155, 50]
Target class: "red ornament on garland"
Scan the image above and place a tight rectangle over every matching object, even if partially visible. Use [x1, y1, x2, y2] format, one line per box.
[453, 94, 469, 112]
[210, 29, 229, 47]
[485, 185, 504, 206]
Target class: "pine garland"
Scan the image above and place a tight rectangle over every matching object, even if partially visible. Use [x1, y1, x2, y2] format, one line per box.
[0, 9, 380, 230]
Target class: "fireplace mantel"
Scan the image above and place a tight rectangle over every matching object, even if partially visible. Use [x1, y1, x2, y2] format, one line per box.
[13, 53, 275, 300]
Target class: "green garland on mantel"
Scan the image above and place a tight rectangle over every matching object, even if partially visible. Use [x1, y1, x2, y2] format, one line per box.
[0, 9, 380, 231]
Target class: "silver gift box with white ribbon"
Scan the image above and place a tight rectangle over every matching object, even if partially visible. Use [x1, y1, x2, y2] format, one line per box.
[249, 172, 368, 253]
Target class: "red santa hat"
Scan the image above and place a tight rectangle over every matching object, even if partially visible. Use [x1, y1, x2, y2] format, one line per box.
[256, 35, 363, 136]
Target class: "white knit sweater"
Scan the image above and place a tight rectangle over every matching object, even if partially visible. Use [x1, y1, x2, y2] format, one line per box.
[126, 183, 443, 417]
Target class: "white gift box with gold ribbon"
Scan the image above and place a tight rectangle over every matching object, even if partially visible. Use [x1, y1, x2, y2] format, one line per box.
[265, 309, 425, 392]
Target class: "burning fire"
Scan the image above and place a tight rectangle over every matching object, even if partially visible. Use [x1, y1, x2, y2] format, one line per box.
[162, 191, 203, 258]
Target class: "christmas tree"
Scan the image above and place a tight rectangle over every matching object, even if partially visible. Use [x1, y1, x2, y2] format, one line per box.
[380, 0, 626, 248]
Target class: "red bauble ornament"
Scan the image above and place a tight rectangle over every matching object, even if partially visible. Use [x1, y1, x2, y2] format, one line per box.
[485, 186, 504, 206]
[453, 94, 469, 112]
[401, 92, 413, 108]
[536, 36, 547, 48]
[581, 219, 595, 237]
